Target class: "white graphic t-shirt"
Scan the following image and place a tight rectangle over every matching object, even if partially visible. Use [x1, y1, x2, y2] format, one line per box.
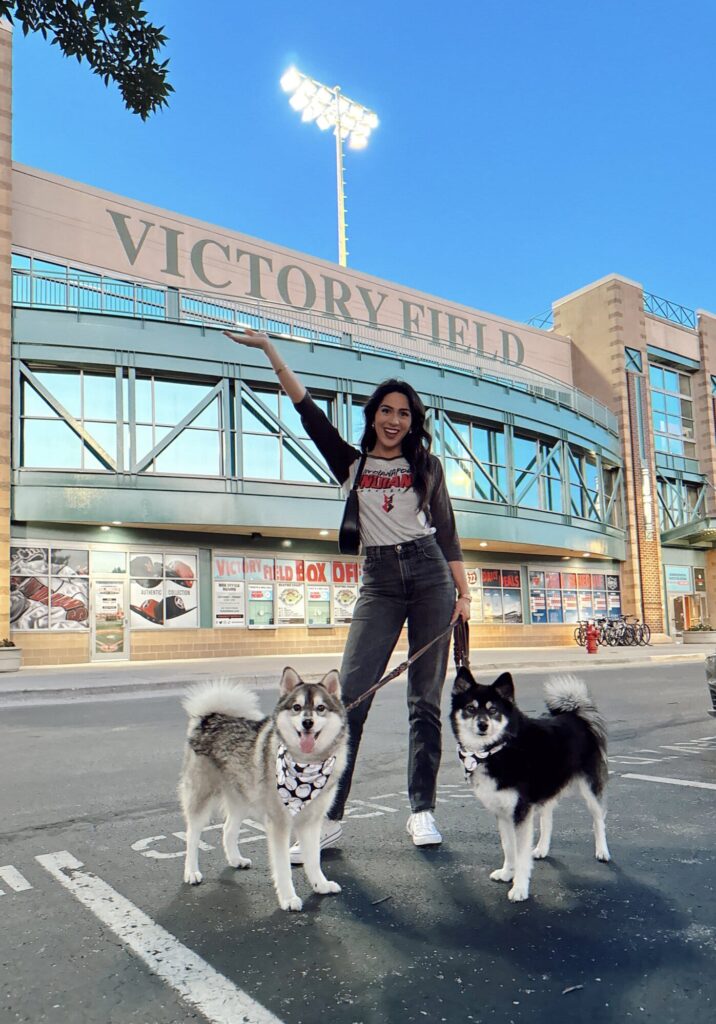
[343, 456, 434, 548]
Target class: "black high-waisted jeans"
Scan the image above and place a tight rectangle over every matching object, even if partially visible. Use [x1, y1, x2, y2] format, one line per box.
[329, 534, 455, 820]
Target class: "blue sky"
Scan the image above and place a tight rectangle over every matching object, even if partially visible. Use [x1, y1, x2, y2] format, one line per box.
[12, 0, 716, 324]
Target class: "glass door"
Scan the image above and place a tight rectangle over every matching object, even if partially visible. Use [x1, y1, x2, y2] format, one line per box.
[90, 578, 130, 661]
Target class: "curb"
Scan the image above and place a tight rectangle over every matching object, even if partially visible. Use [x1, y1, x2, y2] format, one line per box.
[0, 672, 327, 703]
[0, 653, 706, 702]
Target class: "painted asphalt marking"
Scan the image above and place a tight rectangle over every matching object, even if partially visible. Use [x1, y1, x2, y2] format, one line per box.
[0, 865, 32, 894]
[36, 851, 283, 1024]
[622, 774, 716, 791]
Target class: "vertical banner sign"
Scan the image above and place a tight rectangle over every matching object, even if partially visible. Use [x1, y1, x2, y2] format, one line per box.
[213, 554, 245, 628]
[530, 589, 547, 624]
[276, 559, 306, 625]
[466, 568, 483, 623]
[332, 561, 361, 624]
[93, 580, 126, 655]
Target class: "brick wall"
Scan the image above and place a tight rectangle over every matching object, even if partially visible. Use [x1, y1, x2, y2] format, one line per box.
[12, 621, 582, 666]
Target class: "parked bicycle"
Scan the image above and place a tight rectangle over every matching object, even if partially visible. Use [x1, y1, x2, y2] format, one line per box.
[574, 615, 650, 647]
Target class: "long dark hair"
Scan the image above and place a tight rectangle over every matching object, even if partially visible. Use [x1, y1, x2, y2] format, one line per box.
[360, 379, 434, 511]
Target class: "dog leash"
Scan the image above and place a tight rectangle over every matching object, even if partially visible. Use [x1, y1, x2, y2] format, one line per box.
[344, 618, 471, 713]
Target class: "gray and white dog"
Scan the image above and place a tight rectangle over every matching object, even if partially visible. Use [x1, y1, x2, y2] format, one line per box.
[179, 666, 348, 912]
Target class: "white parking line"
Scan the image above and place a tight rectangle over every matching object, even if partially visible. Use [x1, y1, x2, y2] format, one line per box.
[36, 851, 283, 1024]
[0, 865, 32, 893]
[622, 774, 716, 791]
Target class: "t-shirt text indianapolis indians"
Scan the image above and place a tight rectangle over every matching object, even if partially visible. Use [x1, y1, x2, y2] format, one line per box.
[343, 456, 434, 548]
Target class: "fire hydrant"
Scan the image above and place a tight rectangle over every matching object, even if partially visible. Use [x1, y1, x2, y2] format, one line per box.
[586, 622, 599, 655]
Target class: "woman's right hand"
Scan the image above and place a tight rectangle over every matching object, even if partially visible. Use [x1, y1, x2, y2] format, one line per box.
[223, 328, 271, 350]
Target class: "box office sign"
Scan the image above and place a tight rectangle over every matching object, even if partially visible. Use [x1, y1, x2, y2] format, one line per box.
[211, 553, 362, 628]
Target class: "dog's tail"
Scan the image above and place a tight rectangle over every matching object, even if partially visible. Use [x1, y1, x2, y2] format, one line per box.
[182, 679, 263, 723]
[544, 674, 608, 750]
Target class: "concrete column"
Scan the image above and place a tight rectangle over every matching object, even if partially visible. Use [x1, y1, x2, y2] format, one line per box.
[0, 24, 11, 637]
[553, 275, 665, 633]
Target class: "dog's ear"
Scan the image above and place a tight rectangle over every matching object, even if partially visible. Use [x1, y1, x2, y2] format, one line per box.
[453, 666, 475, 695]
[280, 666, 302, 694]
[320, 669, 341, 698]
[493, 672, 515, 704]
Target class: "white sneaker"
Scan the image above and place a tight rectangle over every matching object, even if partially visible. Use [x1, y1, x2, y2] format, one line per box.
[406, 811, 442, 847]
[289, 819, 343, 866]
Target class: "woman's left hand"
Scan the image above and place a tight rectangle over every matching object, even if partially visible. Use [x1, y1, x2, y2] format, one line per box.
[451, 595, 471, 624]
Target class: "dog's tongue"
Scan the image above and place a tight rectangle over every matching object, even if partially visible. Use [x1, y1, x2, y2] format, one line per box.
[299, 733, 316, 755]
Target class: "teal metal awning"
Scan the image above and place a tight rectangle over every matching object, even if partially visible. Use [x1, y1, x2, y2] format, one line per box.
[661, 517, 716, 548]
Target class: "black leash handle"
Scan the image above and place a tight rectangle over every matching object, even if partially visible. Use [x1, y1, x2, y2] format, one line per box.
[344, 618, 470, 713]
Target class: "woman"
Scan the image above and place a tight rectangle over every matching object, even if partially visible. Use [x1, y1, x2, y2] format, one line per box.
[224, 328, 471, 855]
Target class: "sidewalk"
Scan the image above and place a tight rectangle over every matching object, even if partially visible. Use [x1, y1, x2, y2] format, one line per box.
[1, 641, 714, 702]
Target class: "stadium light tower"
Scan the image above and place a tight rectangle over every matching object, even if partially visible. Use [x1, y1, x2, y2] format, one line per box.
[280, 66, 379, 267]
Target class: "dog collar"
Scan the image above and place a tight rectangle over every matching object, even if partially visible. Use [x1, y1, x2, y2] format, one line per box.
[457, 741, 505, 776]
[276, 745, 337, 816]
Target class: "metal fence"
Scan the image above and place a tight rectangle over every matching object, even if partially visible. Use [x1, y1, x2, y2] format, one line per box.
[12, 266, 619, 435]
[643, 291, 697, 329]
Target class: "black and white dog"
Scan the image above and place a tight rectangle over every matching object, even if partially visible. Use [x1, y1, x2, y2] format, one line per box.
[450, 669, 610, 902]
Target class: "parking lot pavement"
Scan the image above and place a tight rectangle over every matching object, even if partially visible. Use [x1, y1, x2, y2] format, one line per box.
[1, 663, 714, 1023]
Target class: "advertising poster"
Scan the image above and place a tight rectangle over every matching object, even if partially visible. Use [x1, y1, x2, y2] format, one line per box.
[245, 557, 275, 582]
[561, 572, 577, 590]
[482, 587, 503, 622]
[591, 574, 605, 590]
[664, 566, 691, 592]
[503, 589, 522, 623]
[130, 579, 164, 627]
[593, 591, 607, 614]
[529, 571, 545, 589]
[277, 582, 306, 624]
[577, 573, 592, 591]
[501, 569, 521, 590]
[545, 571, 561, 590]
[481, 568, 501, 588]
[530, 589, 547, 624]
[93, 581, 126, 655]
[694, 568, 706, 592]
[10, 545, 90, 630]
[213, 580, 246, 627]
[607, 592, 622, 618]
[577, 592, 594, 619]
[606, 574, 620, 592]
[165, 555, 197, 628]
[562, 589, 578, 623]
[247, 584, 275, 627]
[307, 585, 331, 626]
[546, 589, 564, 623]
[333, 584, 359, 624]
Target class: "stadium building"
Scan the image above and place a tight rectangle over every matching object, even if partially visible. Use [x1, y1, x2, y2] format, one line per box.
[1, 33, 714, 665]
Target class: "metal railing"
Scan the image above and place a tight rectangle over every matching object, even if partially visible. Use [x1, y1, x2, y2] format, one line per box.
[12, 266, 619, 435]
[644, 291, 697, 329]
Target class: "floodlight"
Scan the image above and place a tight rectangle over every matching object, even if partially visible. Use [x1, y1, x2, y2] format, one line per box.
[280, 66, 378, 266]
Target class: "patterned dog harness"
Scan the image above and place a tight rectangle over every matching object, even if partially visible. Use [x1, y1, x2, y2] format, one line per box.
[276, 745, 337, 815]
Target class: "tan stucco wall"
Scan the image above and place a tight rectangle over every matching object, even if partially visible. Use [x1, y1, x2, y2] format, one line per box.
[12, 164, 575, 384]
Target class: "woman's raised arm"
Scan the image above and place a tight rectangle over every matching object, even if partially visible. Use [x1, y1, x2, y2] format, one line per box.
[224, 329, 306, 404]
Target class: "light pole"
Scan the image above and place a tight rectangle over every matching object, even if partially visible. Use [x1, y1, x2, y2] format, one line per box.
[280, 67, 378, 267]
